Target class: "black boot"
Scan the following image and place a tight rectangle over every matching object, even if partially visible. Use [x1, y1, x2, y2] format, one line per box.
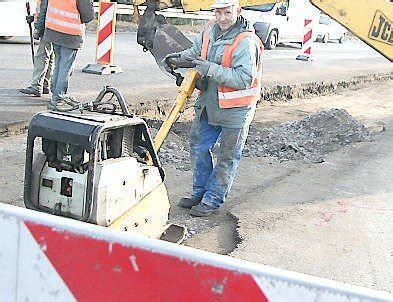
[190, 203, 218, 217]
[19, 86, 41, 97]
[178, 195, 203, 209]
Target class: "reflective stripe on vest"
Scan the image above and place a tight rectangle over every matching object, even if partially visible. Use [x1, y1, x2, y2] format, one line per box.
[218, 31, 263, 108]
[200, 22, 263, 109]
[218, 87, 261, 99]
[45, 0, 83, 36]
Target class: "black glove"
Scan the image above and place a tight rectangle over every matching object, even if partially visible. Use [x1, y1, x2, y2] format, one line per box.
[161, 53, 180, 73]
[26, 15, 34, 24]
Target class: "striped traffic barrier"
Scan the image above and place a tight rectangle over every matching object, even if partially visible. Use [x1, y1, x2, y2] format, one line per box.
[296, 18, 313, 61]
[0, 203, 392, 301]
[83, 0, 122, 75]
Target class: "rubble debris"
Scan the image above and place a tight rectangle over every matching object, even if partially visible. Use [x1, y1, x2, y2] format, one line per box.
[244, 109, 374, 163]
[147, 109, 375, 169]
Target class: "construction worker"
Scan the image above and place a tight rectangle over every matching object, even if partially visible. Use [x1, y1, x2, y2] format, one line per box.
[42, 0, 94, 110]
[19, 0, 54, 97]
[166, 0, 263, 216]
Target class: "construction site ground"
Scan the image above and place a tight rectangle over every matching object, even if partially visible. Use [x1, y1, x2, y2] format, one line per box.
[1, 32, 392, 293]
[1, 81, 392, 293]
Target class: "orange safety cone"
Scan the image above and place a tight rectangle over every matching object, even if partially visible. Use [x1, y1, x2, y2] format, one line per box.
[83, 0, 122, 75]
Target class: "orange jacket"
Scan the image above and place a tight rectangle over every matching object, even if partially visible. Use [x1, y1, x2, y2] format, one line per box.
[45, 0, 84, 36]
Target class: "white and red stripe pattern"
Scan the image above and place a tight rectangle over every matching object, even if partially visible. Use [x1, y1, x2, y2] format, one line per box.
[0, 203, 391, 301]
[96, 2, 116, 65]
[297, 19, 313, 61]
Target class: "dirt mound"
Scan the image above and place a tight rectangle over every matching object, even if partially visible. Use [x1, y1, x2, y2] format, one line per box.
[148, 109, 374, 169]
[244, 108, 374, 163]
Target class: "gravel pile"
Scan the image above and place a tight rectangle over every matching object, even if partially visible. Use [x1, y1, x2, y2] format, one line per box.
[243, 109, 374, 163]
[157, 131, 191, 171]
[147, 120, 192, 171]
[148, 109, 374, 169]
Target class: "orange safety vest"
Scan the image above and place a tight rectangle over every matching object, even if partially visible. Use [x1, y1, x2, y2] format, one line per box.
[201, 20, 263, 109]
[45, 0, 84, 36]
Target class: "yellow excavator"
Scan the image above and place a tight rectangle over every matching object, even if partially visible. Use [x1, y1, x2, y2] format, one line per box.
[23, 0, 392, 243]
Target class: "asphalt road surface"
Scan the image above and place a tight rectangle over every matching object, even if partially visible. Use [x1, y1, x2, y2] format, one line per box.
[0, 32, 391, 104]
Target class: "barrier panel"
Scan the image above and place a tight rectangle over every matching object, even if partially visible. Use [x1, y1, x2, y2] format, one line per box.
[0, 203, 391, 301]
[83, 0, 122, 75]
[297, 18, 313, 61]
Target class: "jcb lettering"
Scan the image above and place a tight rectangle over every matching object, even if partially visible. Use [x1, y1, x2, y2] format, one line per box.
[369, 11, 392, 45]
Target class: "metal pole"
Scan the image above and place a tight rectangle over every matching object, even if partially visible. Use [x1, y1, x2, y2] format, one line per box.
[25, 1, 35, 65]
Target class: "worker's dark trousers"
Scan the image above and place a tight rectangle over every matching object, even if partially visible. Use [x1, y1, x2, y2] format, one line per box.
[189, 111, 250, 208]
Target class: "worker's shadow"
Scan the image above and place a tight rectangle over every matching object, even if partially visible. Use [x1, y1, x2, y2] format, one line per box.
[0, 88, 49, 106]
[0, 38, 39, 45]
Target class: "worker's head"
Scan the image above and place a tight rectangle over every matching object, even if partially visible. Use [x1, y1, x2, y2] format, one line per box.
[211, 0, 241, 31]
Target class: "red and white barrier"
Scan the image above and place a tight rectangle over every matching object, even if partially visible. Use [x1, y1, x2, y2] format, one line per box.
[296, 19, 313, 61]
[0, 203, 391, 301]
[82, 1, 122, 75]
[96, 2, 116, 65]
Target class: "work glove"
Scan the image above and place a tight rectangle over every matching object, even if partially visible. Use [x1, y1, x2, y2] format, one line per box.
[161, 52, 180, 73]
[161, 53, 196, 73]
[193, 58, 213, 78]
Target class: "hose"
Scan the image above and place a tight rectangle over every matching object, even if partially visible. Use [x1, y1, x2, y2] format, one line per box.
[53, 86, 130, 115]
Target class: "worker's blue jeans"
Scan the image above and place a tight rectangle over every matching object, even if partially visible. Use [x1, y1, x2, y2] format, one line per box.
[189, 111, 250, 209]
[51, 44, 78, 104]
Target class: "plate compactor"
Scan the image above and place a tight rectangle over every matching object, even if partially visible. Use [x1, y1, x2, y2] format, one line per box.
[23, 87, 186, 243]
[23, 5, 200, 242]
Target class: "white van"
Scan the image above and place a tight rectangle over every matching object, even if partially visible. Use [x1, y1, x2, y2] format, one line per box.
[0, 0, 36, 40]
[242, 0, 318, 49]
